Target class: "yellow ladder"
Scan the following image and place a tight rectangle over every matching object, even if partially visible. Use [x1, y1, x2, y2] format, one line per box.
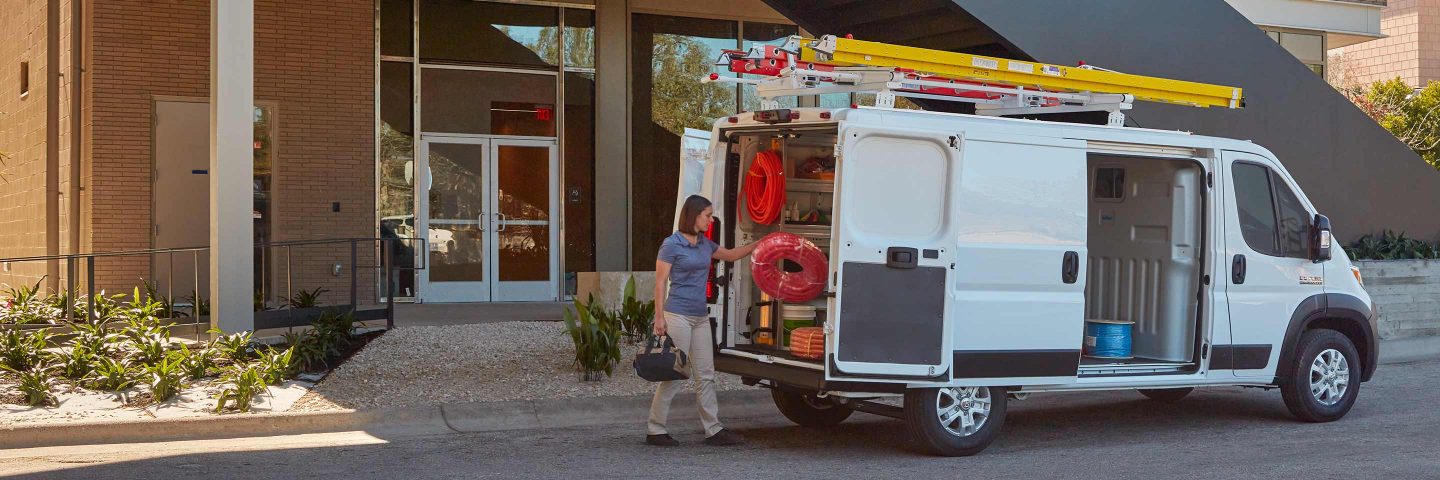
[801, 35, 1242, 109]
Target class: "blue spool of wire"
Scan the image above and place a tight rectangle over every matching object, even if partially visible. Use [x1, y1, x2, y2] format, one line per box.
[1084, 319, 1134, 359]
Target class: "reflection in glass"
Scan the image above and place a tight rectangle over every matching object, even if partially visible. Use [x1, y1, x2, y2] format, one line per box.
[427, 144, 487, 282]
[563, 9, 596, 69]
[379, 61, 416, 296]
[497, 146, 551, 282]
[421, 68, 556, 135]
[630, 14, 738, 269]
[420, 0, 558, 66]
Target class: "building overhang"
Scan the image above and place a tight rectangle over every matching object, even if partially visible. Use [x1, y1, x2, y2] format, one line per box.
[1225, 0, 1384, 48]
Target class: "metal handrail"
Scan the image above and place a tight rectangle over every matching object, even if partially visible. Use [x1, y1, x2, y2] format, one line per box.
[0, 236, 427, 332]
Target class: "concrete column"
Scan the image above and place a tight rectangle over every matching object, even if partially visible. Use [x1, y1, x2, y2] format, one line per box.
[209, 0, 255, 333]
[594, 0, 630, 271]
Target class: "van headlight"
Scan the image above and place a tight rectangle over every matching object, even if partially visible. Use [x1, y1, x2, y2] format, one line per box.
[1350, 265, 1364, 287]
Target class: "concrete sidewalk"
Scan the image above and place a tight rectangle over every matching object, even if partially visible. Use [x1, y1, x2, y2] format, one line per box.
[5, 336, 1438, 451]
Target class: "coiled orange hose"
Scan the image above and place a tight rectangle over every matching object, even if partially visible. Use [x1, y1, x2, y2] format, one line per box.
[744, 150, 786, 225]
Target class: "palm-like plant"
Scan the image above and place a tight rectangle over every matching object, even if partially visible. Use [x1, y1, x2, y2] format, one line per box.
[563, 295, 622, 381]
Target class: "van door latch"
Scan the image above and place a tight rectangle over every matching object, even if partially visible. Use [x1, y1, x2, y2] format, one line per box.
[1061, 251, 1080, 284]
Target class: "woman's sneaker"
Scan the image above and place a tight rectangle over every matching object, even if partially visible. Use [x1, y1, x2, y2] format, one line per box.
[703, 429, 744, 446]
[645, 434, 679, 447]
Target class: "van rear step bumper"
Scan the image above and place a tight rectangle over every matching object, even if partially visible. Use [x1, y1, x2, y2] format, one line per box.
[716, 352, 907, 394]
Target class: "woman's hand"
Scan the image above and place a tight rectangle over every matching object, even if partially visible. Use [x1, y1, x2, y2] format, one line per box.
[653, 313, 667, 337]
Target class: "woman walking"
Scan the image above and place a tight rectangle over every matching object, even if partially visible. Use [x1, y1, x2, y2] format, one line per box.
[647, 195, 758, 447]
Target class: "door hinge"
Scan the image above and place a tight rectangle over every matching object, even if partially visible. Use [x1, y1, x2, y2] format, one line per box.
[833, 143, 842, 159]
[1206, 172, 1214, 188]
[1202, 343, 1209, 359]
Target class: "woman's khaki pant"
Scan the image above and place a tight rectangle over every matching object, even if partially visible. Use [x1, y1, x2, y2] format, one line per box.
[647, 312, 722, 437]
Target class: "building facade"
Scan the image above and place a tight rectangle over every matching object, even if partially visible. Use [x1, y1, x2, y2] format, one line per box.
[1328, 0, 1440, 87]
[1, 0, 1421, 314]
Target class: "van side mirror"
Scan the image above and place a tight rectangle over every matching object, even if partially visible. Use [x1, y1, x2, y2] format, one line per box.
[1312, 213, 1332, 262]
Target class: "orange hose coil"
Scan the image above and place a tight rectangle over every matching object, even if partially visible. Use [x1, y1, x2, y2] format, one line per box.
[744, 150, 786, 225]
[751, 232, 828, 303]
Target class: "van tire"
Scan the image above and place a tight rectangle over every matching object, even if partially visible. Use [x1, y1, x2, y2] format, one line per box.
[1138, 388, 1193, 403]
[771, 389, 853, 427]
[903, 386, 1007, 457]
[1280, 329, 1361, 423]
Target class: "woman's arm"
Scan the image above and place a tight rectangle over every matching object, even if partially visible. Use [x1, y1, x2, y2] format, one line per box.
[713, 242, 759, 262]
[653, 259, 671, 336]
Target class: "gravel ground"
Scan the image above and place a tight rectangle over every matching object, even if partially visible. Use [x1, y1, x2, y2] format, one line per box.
[297, 322, 749, 410]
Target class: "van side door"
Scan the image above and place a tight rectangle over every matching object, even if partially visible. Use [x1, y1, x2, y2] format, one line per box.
[1218, 151, 1324, 378]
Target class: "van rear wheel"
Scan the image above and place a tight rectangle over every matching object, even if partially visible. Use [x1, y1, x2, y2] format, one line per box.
[1138, 387, 1193, 403]
[903, 386, 1007, 457]
[771, 389, 853, 427]
[1280, 329, 1361, 422]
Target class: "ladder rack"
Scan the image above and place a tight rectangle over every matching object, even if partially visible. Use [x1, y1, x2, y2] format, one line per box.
[706, 35, 1244, 126]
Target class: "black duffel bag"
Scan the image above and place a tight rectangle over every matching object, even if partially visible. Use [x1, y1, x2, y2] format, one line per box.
[633, 335, 690, 382]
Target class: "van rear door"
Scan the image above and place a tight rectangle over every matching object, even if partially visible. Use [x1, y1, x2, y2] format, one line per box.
[827, 125, 958, 381]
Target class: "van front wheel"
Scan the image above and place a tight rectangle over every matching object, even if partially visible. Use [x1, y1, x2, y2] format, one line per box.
[1280, 329, 1361, 422]
[903, 386, 1007, 456]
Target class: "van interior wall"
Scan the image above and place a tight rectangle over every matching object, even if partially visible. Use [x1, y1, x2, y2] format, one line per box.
[1085, 154, 1202, 363]
[729, 130, 838, 352]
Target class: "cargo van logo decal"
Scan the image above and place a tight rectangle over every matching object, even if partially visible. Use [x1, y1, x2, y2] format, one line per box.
[1300, 275, 1323, 285]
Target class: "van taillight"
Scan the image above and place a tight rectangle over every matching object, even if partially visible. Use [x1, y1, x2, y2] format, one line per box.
[706, 218, 719, 302]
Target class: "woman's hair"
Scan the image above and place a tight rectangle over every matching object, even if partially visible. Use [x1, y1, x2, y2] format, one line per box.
[677, 195, 713, 236]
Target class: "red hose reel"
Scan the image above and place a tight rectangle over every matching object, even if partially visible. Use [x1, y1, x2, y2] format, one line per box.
[744, 150, 786, 225]
[751, 232, 828, 302]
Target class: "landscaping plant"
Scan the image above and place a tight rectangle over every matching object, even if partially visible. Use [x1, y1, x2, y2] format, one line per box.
[1345, 230, 1440, 260]
[309, 312, 356, 359]
[210, 329, 259, 363]
[87, 356, 139, 392]
[53, 346, 98, 381]
[284, 331, 328, 372]
[285, 287, 329, 309]
[142, 280, 180, 319]
[214, 365, 268, 413]
[563, 295, 622, 381]
[1, 279, 62, 325]
[172, 345, 218, 381]
[182, 291, 210, 317]
[1, 329, 50, 371]
[2, 365, 58, 406]
[126, 332, 173, 366]
[142, 354, 188, 402]
[617, 276, 657, 343]
[70, 320, 118, 359]
[256, 346, 297, 385]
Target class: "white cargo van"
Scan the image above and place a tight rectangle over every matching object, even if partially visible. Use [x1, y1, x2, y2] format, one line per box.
[680, 106, 1377, 456]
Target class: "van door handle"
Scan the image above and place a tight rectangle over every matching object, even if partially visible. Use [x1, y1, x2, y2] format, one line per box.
[1061, 251, 1079, 284]
[1232, 254, 1247, 284]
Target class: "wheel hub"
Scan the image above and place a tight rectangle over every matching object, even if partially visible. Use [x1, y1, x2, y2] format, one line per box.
[936, 387, 991, 437]
[1308, 348, 1350, 406]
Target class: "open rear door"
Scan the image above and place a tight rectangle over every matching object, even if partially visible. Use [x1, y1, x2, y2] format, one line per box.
[827, 125, 959, 382]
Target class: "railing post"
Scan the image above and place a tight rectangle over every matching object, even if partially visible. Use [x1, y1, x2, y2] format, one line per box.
[86, 256, 95, 323]
[349, 239, 358, 314]
[65, 257, 75, 324]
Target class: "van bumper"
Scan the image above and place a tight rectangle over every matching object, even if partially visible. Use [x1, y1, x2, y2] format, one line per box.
[715, 352, 906, 394]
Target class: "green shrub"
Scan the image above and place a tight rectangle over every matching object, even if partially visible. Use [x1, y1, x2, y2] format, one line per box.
[141, 280, 180, 319]
[310, 312, 355, 358]
[88, 356, 139, 392]
[214, 365, 268, 413]
[256, 346, 297, 385]
[53, 346, 98, 381]
[126, 332, 173, 367]
[70, 320, 119, 358]
[1346, 230, 1440, 260]
[181, 292, 210, 317]
[284, 331, 326, 372]
[142, 354, 187, 402]
[563, 296, 622, 380]
[1, 329, 50, 371]
[1, 279, 62, 325]
[617, 276, 657, 343]
[210, 329, 258, 363]
[172, 345, 218, 380]
[285, 287, 329, 309]
[2, 365, 57, 406]
[89, 291, 129, 323]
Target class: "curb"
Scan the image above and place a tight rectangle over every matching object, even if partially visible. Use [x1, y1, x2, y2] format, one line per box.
[1378, 335, 1440, 365]
[0, 389, 775, 450]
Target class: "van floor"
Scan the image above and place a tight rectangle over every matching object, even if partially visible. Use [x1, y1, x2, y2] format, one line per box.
[730, 344, 822, 364]
[1079, 355, 1188, 366]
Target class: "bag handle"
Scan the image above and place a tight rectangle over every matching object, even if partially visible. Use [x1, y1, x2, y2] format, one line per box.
[644, 334, 677, 354]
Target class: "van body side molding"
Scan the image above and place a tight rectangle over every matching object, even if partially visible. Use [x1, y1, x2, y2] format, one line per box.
[1209, 344, 1272, 370]
[1276, 293, 1378, 383]
[952, 350, 1081, 379]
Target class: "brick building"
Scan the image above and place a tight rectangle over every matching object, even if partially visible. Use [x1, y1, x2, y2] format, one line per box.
[1329, 0, 1440, 87]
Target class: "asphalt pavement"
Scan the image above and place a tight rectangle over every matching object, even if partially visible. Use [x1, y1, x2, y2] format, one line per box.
[2, 359, 1438, 479]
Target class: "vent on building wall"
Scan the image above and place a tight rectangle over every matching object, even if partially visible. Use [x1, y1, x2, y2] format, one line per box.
[19, 61, 29, 96]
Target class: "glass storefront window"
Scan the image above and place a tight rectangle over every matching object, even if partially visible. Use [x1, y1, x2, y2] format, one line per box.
[420, 0, 559, 67]
[563, 9, 596, 70]
[379, 61, 416, 297]
[420, 68, 557, 135]
[630, 14, 739, 269]
[741, 22, 800, 112]
[380, 0, 413, 57]
[1278, 32, 1323, 65]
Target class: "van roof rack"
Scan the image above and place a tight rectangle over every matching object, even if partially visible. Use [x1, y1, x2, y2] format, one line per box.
[706, 35, 1244, 126]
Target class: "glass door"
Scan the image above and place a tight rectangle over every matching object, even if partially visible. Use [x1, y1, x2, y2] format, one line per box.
[417, 137, 559, 302]
[490, 139, 560, 301]
[418, 138, 492, 302]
